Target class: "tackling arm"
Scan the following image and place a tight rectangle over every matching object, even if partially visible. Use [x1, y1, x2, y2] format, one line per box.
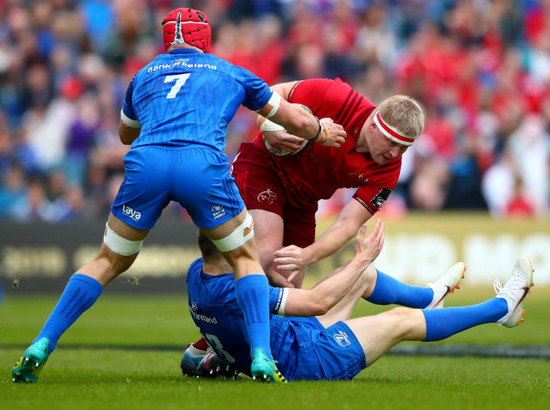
[256, 85, 346, 148]
[283, 220, 384, 317]
[273, 198, 374, 285]
[119, 79, 141, 145]
[306, 198, 375, 264]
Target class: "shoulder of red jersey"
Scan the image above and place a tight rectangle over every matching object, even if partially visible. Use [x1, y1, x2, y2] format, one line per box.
[288, 78, 376, 132]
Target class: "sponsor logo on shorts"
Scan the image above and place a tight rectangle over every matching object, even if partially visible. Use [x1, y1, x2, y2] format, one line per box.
[122, 204, 141, 221]
[334, 330, 351, 347]
[257, 189, 277, 205]
[212, 205, 226, 219]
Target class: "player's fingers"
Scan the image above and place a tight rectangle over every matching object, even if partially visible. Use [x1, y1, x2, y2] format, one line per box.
[330, 135, 346, 147]
[276, 263, 300, 272]
[374, 222, 384, 243]
[287, 271, 299, 283]
[273, 257, 293, 265]
[274, 246, 300, 257]
[377, 226, 384, 250]
[269, 272, 294, 288]
[281, 134, 307, 144]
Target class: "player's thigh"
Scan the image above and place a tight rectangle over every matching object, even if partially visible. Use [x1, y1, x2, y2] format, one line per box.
[111, 147, 172, 230]
[249, 209, 284, 257]
[294, 321, 365, 381]
[232, 141, 285, 216]
[282, 203, 317, 248]
[201, 209, 263, 278]
[175, 147, 245, 231]
[345, 308, 421, 366]
[107, 213, 149, 241]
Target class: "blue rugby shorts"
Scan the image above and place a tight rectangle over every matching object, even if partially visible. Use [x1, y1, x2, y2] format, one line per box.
[271, 317, 367, 381]
[111, 145, 244, 230]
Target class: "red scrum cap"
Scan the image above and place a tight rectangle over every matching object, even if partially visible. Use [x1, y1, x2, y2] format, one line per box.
[162, 8, 211, 53]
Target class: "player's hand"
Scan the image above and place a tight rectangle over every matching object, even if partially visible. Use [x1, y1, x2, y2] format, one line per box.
[354, 218, 384, 263]
[266, 269, 295, 288]
[273, 245, 311, 286]
[263, 130, 307, 154]
[315, 118, 346, 148]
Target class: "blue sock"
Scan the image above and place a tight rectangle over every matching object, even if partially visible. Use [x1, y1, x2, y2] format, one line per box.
[34, 274, 103, 353]
[366, 269, 434, 308]
[234, 274, 272, 359]
[422, 297, 508, 341]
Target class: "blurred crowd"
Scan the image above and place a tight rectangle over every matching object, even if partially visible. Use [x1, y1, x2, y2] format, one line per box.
[0, 0, 549, 223]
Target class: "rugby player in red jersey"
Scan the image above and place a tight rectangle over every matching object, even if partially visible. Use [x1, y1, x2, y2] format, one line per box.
[233, 78, 424, 288]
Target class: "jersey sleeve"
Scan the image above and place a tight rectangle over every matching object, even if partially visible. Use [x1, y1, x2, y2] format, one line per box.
[353, 158, 401, 214]
[287, 78, 360, 118]
[235, 66, 273, 111]
[120, 78, 140, 128]
[287, 78, 333, 112]
[269, 286, 289, 316]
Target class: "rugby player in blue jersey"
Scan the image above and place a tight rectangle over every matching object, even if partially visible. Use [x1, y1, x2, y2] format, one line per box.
[184, 220, 534, 381]
[12, 7, 346, 384]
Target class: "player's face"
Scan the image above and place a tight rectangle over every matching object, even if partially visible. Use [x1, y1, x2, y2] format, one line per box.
[362, 121, 409, 165]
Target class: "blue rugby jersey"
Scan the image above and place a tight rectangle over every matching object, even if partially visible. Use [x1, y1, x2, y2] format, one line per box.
[122, 48, 272, 152]
[186, 258, 367, 381]
[186, 258, 288, 375]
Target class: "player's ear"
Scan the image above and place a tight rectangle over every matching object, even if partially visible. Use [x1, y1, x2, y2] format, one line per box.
[369, 118, 378, 133]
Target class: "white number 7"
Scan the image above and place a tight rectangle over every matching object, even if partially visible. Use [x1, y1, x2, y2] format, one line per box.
[164, 73, 190, 99]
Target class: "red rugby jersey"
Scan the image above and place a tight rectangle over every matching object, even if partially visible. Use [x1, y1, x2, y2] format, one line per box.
[253, 78, 401, 214]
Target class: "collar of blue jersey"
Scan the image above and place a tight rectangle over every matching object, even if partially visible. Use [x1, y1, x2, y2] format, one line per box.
[168, 48, 202, 55]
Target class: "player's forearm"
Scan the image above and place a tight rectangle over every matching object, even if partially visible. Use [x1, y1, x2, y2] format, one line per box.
[307, 202, 374, 265]
[309, 255, 372, 313]
[269, 102, 323, 141]
[305, 226, 357, 265]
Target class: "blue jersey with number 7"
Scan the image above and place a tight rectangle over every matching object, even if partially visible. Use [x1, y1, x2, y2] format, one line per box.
[121, 48, 272, 151]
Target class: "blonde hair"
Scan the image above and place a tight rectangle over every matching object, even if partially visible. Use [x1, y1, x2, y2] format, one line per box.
[378, 95, 424, 139]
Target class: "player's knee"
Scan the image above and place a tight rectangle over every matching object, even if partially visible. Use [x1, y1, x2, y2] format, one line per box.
[387, 307, 417, 331]
[388, 307, 414, 317]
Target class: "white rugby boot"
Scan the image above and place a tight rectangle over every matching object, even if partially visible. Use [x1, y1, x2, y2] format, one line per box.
[425, 262, 466, 309]
[495, 256, 534, 327]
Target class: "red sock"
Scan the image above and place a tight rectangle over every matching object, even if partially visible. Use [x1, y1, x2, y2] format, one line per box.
[192, 337, 209, 351]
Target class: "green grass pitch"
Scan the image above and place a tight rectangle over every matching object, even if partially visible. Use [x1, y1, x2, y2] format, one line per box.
[1, 287, 549, 410]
